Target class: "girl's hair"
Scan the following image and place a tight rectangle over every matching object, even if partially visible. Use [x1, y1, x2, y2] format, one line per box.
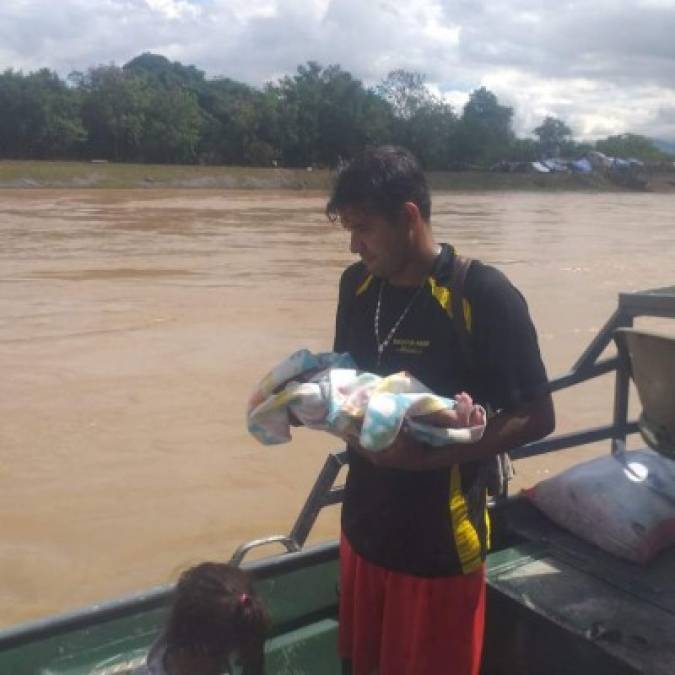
[165, 562, 269, 675]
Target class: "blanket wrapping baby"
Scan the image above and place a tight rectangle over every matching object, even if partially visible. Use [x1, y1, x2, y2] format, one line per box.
[247, 349, 486, 452]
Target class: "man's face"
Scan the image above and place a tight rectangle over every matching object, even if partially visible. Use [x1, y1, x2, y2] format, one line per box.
[339, 206, 411, 279]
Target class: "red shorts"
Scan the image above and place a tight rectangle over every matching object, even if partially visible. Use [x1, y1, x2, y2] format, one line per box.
[339, 534, 485, 675]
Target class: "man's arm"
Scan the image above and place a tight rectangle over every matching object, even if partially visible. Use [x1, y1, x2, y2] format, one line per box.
[351, 392, 555, 471]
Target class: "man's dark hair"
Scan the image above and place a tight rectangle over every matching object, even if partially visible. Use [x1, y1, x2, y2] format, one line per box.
[326, 145, 431, 223]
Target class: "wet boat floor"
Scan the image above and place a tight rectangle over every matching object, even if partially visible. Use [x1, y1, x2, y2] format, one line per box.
[486, 497, 675, 675]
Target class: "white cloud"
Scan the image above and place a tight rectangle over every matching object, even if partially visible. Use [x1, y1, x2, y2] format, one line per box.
[143, 0, 202, 20]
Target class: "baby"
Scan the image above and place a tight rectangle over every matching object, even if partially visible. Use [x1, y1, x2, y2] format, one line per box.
[248, 349, 487, 451]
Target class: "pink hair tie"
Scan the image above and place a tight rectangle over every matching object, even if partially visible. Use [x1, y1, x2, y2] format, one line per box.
[239, 592, 250, 606]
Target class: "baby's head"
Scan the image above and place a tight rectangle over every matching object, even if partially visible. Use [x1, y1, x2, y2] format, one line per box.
[165, 562, 268, 675]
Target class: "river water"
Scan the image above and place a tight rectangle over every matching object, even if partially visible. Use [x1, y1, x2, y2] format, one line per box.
[1, 188, 674, 627]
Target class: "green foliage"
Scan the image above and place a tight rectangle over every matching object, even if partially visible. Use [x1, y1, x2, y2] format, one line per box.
[1, 54, 670, 169]
[507, 138, 540, 162]
[198, 78, 277, 165]
[78, 66, 151, 161]
[376, 70, 433, 120]
[455, 87, 514, 166]
[406, 100, 457, 170]
[270, 62, 393, 167]
[141, 87, 202, 163]
[0, 68, 85, 158]
[374, 70, 458, 169]
[533, 116, 572, 157]
[595, 133, 669, 161]
[123, 53, 206, 91]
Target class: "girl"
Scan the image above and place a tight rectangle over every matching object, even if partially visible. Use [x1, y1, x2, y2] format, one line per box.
[135, 562, 268, 675]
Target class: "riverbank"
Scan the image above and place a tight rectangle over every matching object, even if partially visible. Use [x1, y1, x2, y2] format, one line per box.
[2, 159, 674, 191]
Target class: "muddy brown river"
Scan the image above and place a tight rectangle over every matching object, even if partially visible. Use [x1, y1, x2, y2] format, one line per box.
[1, 188, 674, 627]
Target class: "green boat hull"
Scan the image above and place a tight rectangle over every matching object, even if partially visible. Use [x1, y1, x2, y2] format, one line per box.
[3, 500, 675, 675]
[0, 542, 341, 675]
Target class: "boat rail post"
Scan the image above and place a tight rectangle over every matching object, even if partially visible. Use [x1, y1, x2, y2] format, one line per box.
[289, 449, 348, 547]
[611, 308, 635, 454]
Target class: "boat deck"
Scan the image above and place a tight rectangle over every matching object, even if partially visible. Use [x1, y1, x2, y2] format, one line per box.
[484, 498, 675, 675]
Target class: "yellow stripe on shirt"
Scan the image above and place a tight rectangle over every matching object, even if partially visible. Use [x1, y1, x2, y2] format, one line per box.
[428, 276, 473, 334]
[463, 299, 472, 333]
[356, 274, 373, 296]
[449, 464, 483, 575]
[485, 501, 491, 552]
[427, 276, 451, 311]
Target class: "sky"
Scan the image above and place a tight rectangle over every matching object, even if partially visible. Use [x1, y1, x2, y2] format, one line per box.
[1, 0, 675, 142]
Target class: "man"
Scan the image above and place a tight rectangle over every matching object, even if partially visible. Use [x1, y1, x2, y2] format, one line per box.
[328, 146, 555, 675]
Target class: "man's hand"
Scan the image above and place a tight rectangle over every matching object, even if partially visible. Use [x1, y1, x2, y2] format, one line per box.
[349, 392, 555, 471]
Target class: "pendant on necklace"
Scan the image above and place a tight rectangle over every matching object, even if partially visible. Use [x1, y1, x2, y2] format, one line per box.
[374, 278, 423, 367]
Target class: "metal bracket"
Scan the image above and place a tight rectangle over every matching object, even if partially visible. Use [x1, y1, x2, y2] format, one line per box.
[229, 535, 301, 566]
[229, 450, 348, 563]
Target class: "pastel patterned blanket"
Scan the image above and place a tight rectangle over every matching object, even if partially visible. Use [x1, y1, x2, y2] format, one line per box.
[247, 349, 486, 452]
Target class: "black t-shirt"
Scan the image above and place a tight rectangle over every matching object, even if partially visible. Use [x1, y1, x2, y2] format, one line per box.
[334, 243, 550, 577]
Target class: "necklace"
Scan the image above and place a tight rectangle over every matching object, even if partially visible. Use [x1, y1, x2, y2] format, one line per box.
[374, 279, 424, 366]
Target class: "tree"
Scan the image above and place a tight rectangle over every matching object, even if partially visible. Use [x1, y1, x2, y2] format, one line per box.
[77, 66, 151, 161]
[405, 100, 457, 170]
[141, 86, 202, 163]
[373, 69, 461, 169]
[453, 87, 514, 166]
[4, 55, 623, 169]
[462, 87, 513, 136]
[534, 116, 572, 157]
[454, 87, 514, 166]
[316, 65, 392, 166]
[0, 69, 85, 158]
[595, 133, 669, 161]
[124, 53, 206, 92]
[197, 78, 277, 165]
[271, 61, 324, 166]
[376, 70, 434, 120]
[507, 138, 539, 162]
[270, 62, 393, 167]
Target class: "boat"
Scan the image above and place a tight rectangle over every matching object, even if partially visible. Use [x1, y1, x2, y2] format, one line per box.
[1, 285, 674, 675]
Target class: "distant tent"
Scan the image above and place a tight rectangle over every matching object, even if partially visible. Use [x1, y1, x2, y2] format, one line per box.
[542, 158, 568, 172]
[571, 158, 593, 173]
[586, 151, 611, 170]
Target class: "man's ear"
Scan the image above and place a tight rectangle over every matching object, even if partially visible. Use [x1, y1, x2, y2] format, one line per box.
[401, 201, 421, 225]
[401, 201, 424, 241]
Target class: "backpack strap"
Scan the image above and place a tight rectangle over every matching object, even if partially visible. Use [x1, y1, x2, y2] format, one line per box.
[450, 253, 475, 373]
[449, 251, 514, 498]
